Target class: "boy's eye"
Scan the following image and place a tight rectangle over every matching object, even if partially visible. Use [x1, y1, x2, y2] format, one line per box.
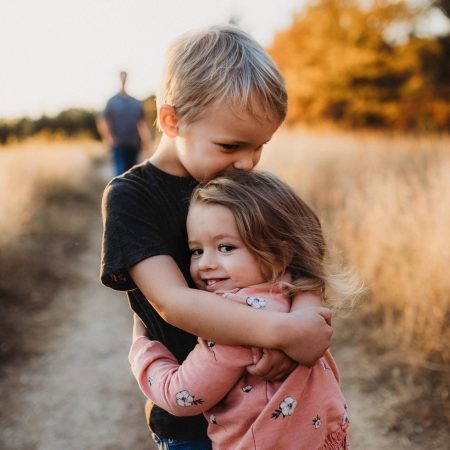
[190, 248, 203, 257]
[219, 143, 239, 151]
[218, 244, 235, 253]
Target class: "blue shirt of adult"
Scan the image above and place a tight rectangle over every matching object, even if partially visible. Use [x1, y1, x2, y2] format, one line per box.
[103, 93, 145, 148]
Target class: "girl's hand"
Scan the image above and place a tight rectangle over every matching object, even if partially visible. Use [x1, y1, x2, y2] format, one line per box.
[132, 313, 148, 342]
[246, 348, 297, 381]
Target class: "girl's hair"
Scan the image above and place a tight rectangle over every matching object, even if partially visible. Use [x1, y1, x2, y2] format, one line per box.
[158, 25, 287, 127]
[191, 170, 361, 309]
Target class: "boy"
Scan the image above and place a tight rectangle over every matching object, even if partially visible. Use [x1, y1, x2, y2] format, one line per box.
[101, 26, 332, 449]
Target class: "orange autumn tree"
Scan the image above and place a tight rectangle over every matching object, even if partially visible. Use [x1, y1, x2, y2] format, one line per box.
[269, 0, 450, 130]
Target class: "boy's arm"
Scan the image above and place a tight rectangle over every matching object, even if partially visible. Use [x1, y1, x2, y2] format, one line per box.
[247, 290, 328, 378]
[129, 323, 252, 416]
[290, 290, 325, 311]
[129, 255, 332, 364]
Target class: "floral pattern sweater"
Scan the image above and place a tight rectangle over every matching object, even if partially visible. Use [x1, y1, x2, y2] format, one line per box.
[129, 282, 349, 450]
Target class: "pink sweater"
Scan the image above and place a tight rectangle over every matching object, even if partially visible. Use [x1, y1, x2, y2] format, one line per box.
[129, 283, 349, 449]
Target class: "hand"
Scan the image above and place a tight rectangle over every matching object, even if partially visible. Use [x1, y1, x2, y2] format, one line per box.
[281, 306, 332, 367]
[132, 313, 148, 342]
[246, 348, 298, 381]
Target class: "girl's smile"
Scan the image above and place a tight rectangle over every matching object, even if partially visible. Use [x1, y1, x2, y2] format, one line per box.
[187, 203, 267, 293]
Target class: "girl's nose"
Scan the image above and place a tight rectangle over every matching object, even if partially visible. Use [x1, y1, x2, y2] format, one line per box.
[198, 251, 217, 270]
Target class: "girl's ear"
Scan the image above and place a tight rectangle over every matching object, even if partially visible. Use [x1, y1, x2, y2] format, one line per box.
[159, 104, 179, 138]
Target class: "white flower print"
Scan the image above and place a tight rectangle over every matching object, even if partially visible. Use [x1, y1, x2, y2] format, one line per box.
[246, 296, 267, 309]
[272, 396, 297, 418]
[175, 390, 204, 407]
[242, 385, 253, 393]
[147, 375, 154, 386]
[207, 341, 217, 361]
[312, 415, 321, 429]
[342, 404, 350, 426]
[210, 413, 227, 431]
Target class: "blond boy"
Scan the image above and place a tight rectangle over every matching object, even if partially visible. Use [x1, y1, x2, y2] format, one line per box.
[101, 25, 332, 449]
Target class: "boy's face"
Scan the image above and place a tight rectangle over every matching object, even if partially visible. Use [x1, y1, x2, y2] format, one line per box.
[174, 99, 281, 181]
[187, 203, 267, 292]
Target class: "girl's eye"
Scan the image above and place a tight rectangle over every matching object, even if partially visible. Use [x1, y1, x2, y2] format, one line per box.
[190, 248, 203, 257]
[218, 244, 235, 253]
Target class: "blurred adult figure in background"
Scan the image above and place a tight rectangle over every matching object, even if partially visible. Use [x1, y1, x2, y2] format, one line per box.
[97, 71, 150, 176]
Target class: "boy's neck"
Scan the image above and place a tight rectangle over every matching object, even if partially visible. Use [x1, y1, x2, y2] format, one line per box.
[150, 135, 190, 178]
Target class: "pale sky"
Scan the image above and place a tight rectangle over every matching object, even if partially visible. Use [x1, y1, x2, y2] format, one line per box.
[0, 0, 306, 119]
[2, 0, 448, 120]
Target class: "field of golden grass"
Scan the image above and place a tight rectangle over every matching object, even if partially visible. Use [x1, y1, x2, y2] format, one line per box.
[0, 133, 448, 446]
[262, 128, 450, 366]
[2, 132, 448, 366]
[0, 139, 104, 247]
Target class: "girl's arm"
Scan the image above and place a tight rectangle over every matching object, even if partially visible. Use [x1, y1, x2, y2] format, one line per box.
[129, 255, 332, 365]
[129, 318, 252, 417]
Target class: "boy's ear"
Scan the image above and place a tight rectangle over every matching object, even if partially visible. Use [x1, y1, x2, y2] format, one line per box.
[159, 104, 179, 138]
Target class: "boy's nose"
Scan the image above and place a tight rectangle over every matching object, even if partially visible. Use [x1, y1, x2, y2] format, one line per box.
[233, 156, 255, 171]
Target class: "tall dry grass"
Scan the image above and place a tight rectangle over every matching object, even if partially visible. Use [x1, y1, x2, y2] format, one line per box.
[0, 138, 104, 247]
[261, 128, 450, 364]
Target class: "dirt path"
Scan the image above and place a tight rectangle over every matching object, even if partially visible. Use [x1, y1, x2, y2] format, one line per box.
[332, 329, 422, 450]
[0, 166, 155, 450]
[0, 162, 427, 450]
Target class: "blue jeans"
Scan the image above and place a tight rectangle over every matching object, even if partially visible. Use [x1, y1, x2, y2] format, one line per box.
[112, 145, 140, 176]
[152, 433, 212, 450]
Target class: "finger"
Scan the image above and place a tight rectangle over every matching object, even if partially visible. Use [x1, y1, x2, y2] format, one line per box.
[246, 352, 271, 377]
[250, 347, 263, 365]
[268, 360, 298, 381]
[260, 366, 280, 381]
[319, 307, 332, 325]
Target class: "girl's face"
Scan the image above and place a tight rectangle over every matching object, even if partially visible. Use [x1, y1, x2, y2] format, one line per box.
[187, 203, 267, 292]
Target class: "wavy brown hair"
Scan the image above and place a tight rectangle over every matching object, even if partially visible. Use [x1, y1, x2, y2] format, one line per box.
[191, 170, 361, 308]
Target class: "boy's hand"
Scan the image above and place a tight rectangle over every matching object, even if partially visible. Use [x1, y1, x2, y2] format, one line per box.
[132, 313, 148, 342]
[246, 348, 297, 381]
[281, 306, 332, 367]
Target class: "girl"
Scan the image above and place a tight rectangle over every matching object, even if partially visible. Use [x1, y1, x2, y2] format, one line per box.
[129, 170, 356, 449]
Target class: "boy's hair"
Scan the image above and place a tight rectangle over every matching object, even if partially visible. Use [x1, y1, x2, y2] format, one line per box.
[191, 170, 361, 308]
[158, 25, 287, 126]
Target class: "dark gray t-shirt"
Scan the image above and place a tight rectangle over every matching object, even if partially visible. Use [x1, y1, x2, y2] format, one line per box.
[100, 161, 208, 440]
[103, 93, 144, 147]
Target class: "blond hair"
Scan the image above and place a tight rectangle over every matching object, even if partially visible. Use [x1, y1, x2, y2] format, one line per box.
[158, 25, 287, 126]
[191, 170, 361, 310]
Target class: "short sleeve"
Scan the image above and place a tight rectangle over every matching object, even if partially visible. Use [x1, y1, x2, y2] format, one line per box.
[100, 178, 170, 291]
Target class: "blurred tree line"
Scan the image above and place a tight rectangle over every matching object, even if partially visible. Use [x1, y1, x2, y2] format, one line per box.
[0, 109, 99, 144]
[269, 0, 450, 130]
[0, 96, 157, 145]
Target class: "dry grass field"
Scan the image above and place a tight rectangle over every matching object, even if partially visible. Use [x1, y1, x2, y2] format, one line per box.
[0, 132, 448, 448]
[262, 128, 450, 365]
[0, 138, 104, 247]
[261, 128, 449, 444]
